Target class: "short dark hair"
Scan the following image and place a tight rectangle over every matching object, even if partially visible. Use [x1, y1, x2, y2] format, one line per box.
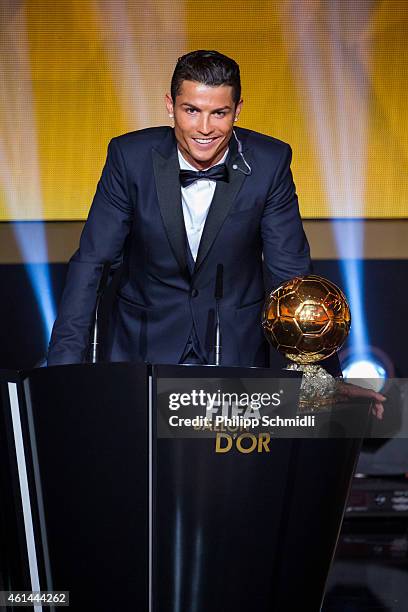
[171, 50, 241, 107]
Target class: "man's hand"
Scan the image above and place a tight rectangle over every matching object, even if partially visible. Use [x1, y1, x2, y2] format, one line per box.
[336, 381, 386, 420]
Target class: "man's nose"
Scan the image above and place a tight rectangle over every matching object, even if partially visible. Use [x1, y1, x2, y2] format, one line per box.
[197, 114, 213, 134]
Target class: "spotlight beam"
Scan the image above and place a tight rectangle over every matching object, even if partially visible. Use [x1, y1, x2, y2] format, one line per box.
[0, 3, 56, 344]
[284, 0, 372, 361]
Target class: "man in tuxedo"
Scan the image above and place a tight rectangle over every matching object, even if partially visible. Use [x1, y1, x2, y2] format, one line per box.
[47, 50, 313, 368]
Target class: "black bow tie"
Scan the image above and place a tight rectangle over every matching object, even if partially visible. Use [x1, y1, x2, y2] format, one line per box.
[179, 164, 229, 188]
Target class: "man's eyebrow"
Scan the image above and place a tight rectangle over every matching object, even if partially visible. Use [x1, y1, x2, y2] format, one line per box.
[180, 103, 232, 111]
[181, 103, 200, 109]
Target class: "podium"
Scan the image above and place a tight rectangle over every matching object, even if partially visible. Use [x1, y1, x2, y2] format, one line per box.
[0, 363, 369, 611]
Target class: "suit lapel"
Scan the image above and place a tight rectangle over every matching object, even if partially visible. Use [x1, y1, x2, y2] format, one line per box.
[152, 132, 190, 280]
[194, 132, 250, 272]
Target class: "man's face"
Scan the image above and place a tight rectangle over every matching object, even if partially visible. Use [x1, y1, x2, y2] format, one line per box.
[165, 80, 243, 170]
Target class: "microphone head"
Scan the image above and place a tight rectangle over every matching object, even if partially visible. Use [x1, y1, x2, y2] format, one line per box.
[232, 129, 242, 153]
[215, 264, 224, 300]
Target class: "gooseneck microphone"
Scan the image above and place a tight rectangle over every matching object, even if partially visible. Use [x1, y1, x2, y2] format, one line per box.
[214, 264, 224, 366]
[232, 129, 252, 176]
[91, 261, 111, 363]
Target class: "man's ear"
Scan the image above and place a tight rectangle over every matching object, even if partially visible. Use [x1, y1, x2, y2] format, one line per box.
[165, 93, 174, 117]
[234, 98, 243, 121]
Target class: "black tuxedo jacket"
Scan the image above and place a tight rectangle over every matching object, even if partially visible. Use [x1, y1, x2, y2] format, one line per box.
[47, 126, 312, 367]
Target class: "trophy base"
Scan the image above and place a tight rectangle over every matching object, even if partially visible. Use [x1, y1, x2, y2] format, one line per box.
[286, 363, 338, 412]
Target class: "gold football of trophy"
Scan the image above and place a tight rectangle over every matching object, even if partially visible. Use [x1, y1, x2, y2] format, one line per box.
[262, 275, 351, 409]
[262, 275, 351, 363]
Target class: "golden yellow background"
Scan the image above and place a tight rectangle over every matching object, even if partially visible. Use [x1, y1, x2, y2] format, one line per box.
[0, 0, 407, 220]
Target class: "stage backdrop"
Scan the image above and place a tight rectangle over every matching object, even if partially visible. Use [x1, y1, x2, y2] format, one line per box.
[0, 0, 407, 220]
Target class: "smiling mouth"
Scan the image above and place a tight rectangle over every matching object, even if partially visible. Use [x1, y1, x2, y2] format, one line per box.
[192, 137, 218, 145]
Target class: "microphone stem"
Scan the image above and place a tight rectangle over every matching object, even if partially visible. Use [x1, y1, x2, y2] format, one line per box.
[90, 261, 111, 364]
[91, 297, 100, 364]
[215, 300, 221, 366]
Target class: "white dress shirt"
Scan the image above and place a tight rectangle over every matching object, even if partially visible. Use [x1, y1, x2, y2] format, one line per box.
[178, 148, 228, 261]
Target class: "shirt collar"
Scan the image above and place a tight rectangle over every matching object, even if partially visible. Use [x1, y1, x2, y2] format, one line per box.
[177, 147, 229, 171]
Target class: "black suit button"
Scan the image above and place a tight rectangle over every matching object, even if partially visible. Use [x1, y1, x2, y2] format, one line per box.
[191, 289, 199, 298]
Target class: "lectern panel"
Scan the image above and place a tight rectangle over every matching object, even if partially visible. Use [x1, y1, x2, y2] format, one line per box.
[152, 365, 363, 611]
[1, 364, 149, 611]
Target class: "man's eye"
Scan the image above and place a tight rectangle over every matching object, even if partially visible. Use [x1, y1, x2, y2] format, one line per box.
[215, 111, 226, 117]
[186, 108, 197, 114]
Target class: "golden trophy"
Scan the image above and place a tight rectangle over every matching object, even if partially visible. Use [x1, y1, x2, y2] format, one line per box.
[262, 275, 351, 410]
